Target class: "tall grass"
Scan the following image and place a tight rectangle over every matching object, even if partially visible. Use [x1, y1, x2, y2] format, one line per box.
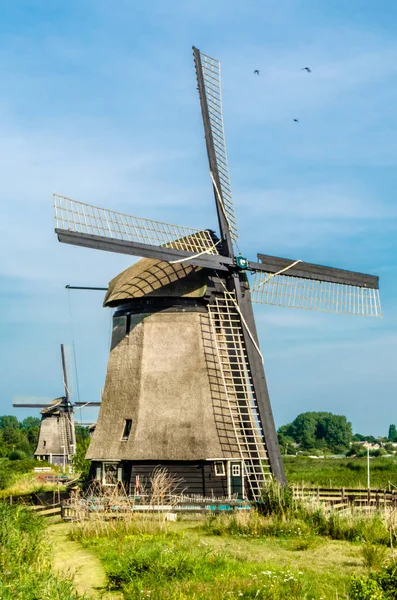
[70, 515, 170, 542]
[0, 503, 84, 599]
[205, 487, 395, 546]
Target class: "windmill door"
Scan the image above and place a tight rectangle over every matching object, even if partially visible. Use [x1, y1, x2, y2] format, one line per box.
[230, 462, 243, 499]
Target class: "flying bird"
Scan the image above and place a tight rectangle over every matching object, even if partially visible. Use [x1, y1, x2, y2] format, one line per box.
[301, 67, 312, 73]
[293, 119, 299, 123]
[254, 69, 259, 75]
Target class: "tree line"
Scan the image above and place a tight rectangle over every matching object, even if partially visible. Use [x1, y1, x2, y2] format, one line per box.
[278, 412, 397, 456]
[0, 415, 88, 460]
[0, 413, 395, 461]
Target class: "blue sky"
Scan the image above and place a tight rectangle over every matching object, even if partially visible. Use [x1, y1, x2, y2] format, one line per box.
[1, 0, 396, 436]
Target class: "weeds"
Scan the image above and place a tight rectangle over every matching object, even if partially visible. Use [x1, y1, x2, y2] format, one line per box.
[289, 536, 321, 551]
[98, 534, 309, 599]
[361, 542, 388, 570]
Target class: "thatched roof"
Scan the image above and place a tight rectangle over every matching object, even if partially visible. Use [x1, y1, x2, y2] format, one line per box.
[86, 311, 241, 462]
[104, 258, 209, 307]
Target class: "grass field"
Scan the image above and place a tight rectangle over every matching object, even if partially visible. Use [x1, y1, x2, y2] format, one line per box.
[67, 506, 396, 600]
[284, 456, 397, 488]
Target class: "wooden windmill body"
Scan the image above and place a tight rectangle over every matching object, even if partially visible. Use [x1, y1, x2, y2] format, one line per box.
[13, 344, 100, 468]
[55, 48, 381, 498]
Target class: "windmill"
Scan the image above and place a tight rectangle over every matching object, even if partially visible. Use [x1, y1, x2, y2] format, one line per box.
[13, 344, 100, 468]
[53, 47, 381, 499]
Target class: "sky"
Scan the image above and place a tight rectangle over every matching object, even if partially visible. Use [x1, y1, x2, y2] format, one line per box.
[0, 0, 396, 436]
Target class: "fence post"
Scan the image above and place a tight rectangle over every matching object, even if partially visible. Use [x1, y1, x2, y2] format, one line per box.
[341, 488, 345, 502]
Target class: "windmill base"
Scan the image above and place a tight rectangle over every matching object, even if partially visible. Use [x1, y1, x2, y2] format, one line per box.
[89, 460, 247, 500]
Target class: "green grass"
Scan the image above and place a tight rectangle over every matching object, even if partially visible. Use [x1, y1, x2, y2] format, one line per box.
[284, 456, 397, 488]
[0, 503, 85, 599]
[69, 514, 390, 599]
[0, 458, 64, 497]
[205, 508, 393, 546]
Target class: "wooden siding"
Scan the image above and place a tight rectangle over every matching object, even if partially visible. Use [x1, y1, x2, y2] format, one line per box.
[92, 461, 228, 497]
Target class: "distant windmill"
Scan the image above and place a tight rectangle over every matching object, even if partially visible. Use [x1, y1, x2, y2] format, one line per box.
[52, 47, 381, 499]
[13, 344, 100, 468]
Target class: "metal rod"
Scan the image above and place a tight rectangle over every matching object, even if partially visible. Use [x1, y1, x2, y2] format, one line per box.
[367, 446, 371, 489]
[65, 285, 108, 291]
[60, 344, 69, 401]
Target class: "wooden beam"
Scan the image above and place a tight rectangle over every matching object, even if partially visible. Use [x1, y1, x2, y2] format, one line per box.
[252, 254, 379, 289]
[56, 229, 232, 271]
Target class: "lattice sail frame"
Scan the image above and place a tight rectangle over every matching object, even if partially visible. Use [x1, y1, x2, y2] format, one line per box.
[251, 272, 382, 317]
[207, 292, 271, 500]
[54, 194, 219, 255]
[197, 52, 239, 243]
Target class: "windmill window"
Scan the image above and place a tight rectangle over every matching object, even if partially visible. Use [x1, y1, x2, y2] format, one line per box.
[232, 464, 241, 477]
[214, 461, 225, 476]
[43, 441, 46, 448]
[121, 419, 132, 440]
[103, 463, 118, 486]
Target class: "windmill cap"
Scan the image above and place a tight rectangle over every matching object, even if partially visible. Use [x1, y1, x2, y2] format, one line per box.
[104, 231, 219, 307]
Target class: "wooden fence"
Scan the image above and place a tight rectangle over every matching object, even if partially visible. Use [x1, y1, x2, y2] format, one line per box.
[30, 503, 62, 518]
[292, 486, 397, 509]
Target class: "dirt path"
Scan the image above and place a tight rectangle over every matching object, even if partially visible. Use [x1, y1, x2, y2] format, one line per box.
[47, 521, 122, 599]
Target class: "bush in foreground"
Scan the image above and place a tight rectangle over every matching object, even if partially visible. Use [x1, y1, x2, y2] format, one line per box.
[349, 561, 397, 599]
[0, 503, 83, 599]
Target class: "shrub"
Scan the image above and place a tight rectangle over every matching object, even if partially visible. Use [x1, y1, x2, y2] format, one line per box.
[361, 543, 387, 570]
[349, 574, 384, 600]
[372, 561, 397, 598]
[290, 536, 320, 551]
[258, 481, 294, 516]
[8, 449, 26, 460]
[349, 561, 397, 599]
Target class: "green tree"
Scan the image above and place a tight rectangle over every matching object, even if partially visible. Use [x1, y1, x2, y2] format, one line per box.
[279, 411, 352, 453]
[72, 436, 91, 483]
[388, 424, 397, 442]
[2, 427, 20, 446]
[21, 417, 40, 449]
[0, 416, 19, 430]
[21, 417, 40, 429]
